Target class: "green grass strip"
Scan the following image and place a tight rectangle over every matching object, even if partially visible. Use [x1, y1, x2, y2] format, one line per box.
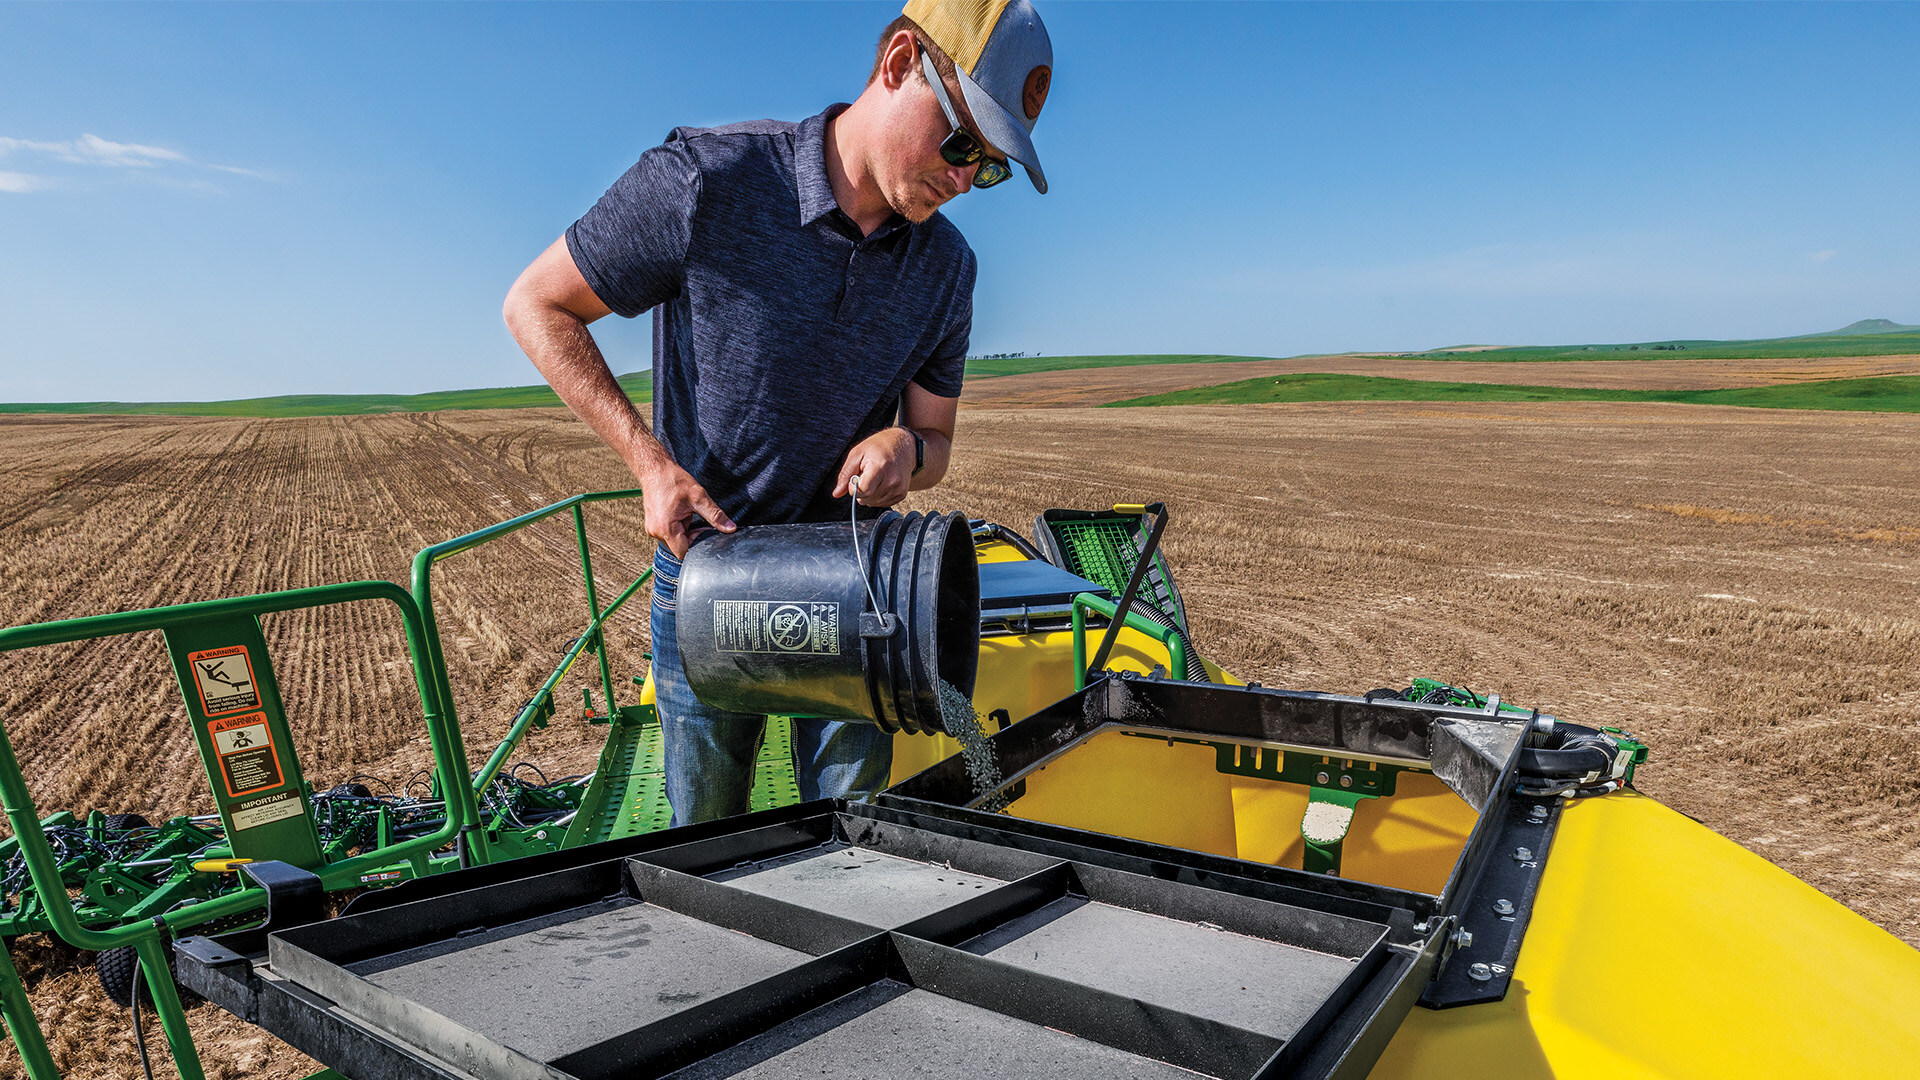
[1105, 372, 1920, 413]
[962, 353, 1272, 379]
[0, 373, 653, 418]
[1390, 330, 1920, 363]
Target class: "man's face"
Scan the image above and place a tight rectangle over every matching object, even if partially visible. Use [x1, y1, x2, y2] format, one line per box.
[876, 62, 1006, 224]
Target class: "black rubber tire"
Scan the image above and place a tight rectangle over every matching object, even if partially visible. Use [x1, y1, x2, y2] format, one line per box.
[100, 813, 151, 833]
[325, 783, 374, 800]
[96, 941, 184, 1009]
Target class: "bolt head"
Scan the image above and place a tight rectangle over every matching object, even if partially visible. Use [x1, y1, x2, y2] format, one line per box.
[1528, 805, 1549, 820]
[1493, 898, 1515, 915]
[1315, 771, 1330, 785]
[1339, 775, 1353, 788]
[1468, 962, 1493, 982]
[1514, 847, 1534, 861]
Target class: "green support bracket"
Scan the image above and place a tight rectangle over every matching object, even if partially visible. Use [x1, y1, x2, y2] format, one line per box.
[1300, 788, 1371, 876]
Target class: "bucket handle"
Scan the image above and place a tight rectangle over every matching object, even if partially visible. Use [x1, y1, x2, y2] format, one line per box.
[848, 478, 901, 640]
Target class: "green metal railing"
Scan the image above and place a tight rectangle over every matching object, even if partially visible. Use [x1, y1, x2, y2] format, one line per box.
[0, 489, 656, 1077]
[1070, 591, 1192, 689]
[408, 489, 652, 866]
[0, 580, 469, 1080]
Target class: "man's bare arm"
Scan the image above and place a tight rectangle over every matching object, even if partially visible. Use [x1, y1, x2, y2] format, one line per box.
[833, 381, 958, 506]
[502, 236, 735, 555]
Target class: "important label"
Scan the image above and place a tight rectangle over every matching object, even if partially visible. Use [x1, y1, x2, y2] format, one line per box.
[714, 600, 840, 655]
[208, 711, 284, 798]
[229, 788, 306, 831]
[188, 645, 260, 717]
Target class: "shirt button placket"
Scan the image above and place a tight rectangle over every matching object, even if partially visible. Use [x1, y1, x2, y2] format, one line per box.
[837, 243, 858, 321]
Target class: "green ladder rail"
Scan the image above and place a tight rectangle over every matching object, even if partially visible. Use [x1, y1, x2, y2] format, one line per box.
[408, 489, 653, 867]
[0, 581, 470, 1080]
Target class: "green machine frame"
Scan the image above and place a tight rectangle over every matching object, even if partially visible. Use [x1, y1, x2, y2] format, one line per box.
[0, 490, 662, 1079]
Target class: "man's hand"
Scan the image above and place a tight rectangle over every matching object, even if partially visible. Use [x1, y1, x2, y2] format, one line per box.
[833, 426, 917, 507]
[638, 458, 737, 558]
[504, 235, 737, 558]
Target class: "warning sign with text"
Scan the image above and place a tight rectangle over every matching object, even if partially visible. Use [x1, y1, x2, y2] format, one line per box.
[229, 789, 306, 832]
[208, 712, 283, 798]
[188, 646, 260, 717]
[714, 600, 840, 655]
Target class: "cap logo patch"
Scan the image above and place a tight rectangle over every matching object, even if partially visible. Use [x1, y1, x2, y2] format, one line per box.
[1022, 65, 1051, 120]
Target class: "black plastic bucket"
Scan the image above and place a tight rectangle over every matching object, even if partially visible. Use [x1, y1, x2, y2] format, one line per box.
[675, 511, 979, 735]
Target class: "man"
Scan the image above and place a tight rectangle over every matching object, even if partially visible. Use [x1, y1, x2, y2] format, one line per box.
[503, 1, 1054, 824]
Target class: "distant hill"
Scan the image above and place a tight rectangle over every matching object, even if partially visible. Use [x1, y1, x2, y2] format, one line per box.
[0, 372, 653, 418]
[1811, 319, 1920, 336]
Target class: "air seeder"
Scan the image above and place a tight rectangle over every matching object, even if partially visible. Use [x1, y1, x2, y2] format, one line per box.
[0, 490, 1915, 1079]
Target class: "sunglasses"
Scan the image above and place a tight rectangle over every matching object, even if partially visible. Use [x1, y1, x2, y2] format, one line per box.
[921, 51, 1013, 189]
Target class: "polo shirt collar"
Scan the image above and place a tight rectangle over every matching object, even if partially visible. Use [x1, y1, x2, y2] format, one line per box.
[797, 104, 910, 239]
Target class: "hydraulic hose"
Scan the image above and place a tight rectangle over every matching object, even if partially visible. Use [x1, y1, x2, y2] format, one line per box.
[1126, 598, 1212, 683]
[1516, 722, 1631, 798]
[973, 521, 1046, 562]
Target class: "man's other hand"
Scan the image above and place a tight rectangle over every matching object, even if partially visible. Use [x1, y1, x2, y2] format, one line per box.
[833, 426, 916, 507]
[641, 460, 738, 558]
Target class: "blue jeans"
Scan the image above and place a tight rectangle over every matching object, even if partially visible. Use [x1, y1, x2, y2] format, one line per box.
[651, 545, 893, 826]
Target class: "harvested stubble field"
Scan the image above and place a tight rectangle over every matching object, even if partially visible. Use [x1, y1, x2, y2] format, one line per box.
[1, 399, 1918, 1076]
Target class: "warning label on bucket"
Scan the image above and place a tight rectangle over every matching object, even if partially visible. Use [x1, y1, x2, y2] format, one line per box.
[188, 645, 260, 717]
[229, 789, 306, 832]
[714, 600, 840, 655]
[208, 711, 284, 798]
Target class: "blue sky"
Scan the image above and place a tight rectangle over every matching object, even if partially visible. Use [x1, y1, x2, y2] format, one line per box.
[3, 1, 1917, 402]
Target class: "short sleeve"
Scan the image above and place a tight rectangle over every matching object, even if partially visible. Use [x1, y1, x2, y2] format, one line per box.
[911, 249, 975, 397]
[565, 135, 701, 319]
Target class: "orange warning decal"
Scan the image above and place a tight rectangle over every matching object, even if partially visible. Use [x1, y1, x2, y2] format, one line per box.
[188, 645, 261, 717]
[208, 711, 283, 798]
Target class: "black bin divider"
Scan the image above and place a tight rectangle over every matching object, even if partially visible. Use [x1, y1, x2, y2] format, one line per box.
[632, 814, 838, 877]
[625, 860, 881, 958]
[887, 933, 1282, 1079]
[549, 934, 893, 1080]
[271, 857, 627, 972]
[1067, 861, 1388, 960]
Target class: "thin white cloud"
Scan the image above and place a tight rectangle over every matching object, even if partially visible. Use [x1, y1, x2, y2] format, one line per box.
[0, 170, 56, 194]
[1811, 249, 1838, 263]
[0, 133, 265, 188]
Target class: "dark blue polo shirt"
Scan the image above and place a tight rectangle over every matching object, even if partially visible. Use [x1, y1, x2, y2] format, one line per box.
[566, 105, 975, 526]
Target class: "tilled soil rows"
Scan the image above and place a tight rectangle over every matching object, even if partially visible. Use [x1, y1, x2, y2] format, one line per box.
[1, 401, 1916, 1077]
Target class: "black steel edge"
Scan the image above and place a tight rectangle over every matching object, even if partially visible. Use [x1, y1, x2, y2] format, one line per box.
[174, 936, 257, 1022]
[863, 797, 1434, 934]
[251, 969, 475, 1080]
[1259, 929, 1394, 1078]
[1112, 676, 1434, 763]
[267, 936, 555, 1080]
[1419, 794, 1564, 1009]
[1432, 714, 1529, 916]
[548, 934, 892, 1080]
[1269, 931, 1446, 1080]
[889, 932, 1284, 1080]
[340, 798, 836, 916]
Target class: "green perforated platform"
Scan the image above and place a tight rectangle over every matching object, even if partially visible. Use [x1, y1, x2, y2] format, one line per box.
[565, 713, 801, 847]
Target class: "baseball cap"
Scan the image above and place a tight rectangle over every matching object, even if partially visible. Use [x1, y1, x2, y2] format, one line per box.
[903, 0, 1053, 193]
